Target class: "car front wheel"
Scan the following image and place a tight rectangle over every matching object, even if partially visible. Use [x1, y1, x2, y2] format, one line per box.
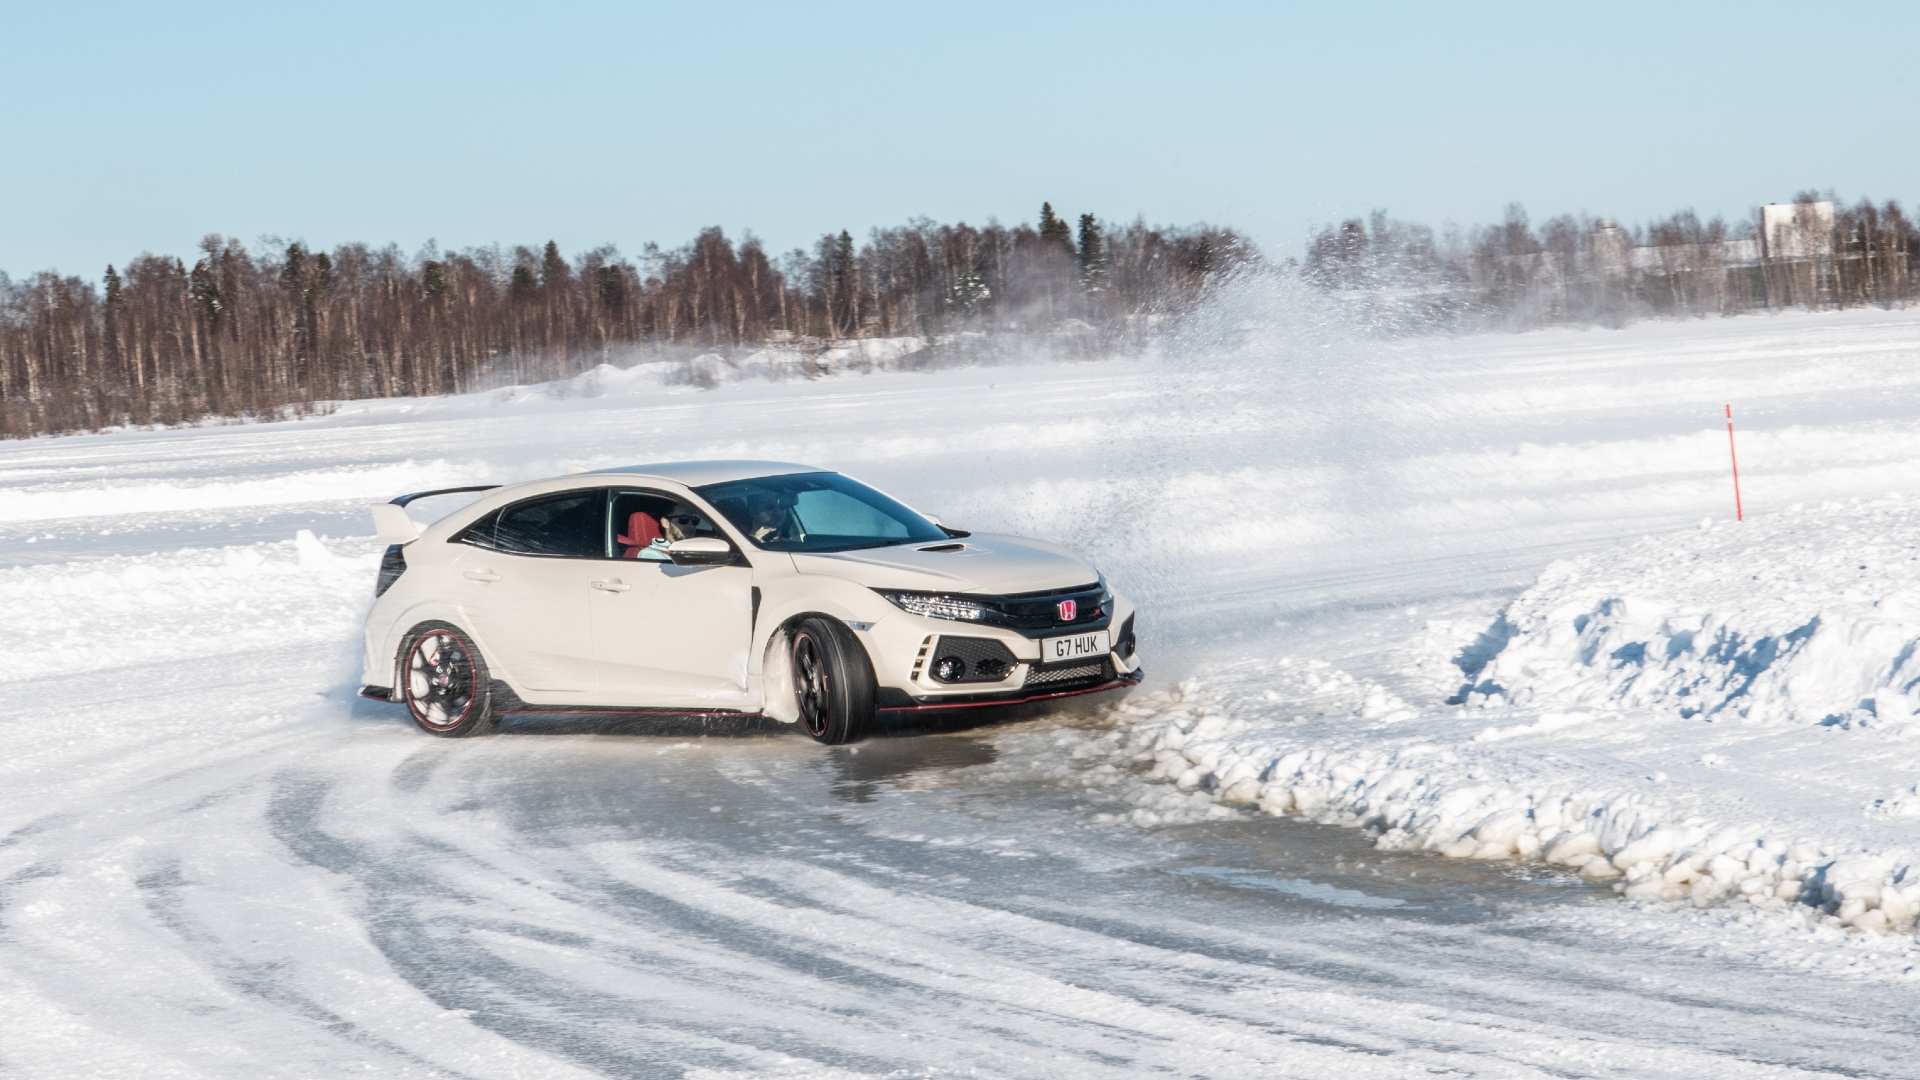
[401, 622, 497, 738]
[791, 617, 875, 745]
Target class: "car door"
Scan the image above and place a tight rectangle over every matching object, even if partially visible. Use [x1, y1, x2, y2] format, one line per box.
[591, 489, 755, 706]
[452, 488, 606, 694]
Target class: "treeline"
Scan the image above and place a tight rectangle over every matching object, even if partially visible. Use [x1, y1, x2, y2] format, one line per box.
[0, 206, 1243, 439]
[1304, 192, 1918, 330]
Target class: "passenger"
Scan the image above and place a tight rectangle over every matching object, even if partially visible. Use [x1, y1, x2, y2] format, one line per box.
[744, 492, 792, 544]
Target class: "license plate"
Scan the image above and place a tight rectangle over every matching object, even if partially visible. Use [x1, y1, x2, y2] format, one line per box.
[1039, 630, 1111, 663]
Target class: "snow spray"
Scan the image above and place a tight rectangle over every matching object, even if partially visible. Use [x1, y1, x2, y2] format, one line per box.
[1725, 404, 1744, 522]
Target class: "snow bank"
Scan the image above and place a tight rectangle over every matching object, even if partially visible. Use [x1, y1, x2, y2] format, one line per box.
[1456, 496, 1920, 727]
[689, 337, 933, 387]
[0, 460, 484, 523]
[0, 532, 378, 682]
[1050, 498, 1920, 936]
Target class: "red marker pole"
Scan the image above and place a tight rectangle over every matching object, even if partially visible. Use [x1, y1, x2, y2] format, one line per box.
[1725, 404, 1744, 522]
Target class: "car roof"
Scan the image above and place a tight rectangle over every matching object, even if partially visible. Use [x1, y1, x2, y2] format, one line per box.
[584, 460, 824, 487]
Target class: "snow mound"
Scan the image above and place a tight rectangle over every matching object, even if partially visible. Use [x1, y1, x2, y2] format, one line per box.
[1014, 502, 1920, 938]
[0, 533, 378, 682]
[0, 460, 483, 523]
[1456, 496, 1920, 727]
[1045, 671, 1920, 937]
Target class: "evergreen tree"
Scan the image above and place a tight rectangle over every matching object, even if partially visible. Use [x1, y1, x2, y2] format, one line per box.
[1039, 202, 1073, 253]
[540, 240, 570, 288]
[1191, 235, 1214, 274]
[822, 230, 855, 335]
[1076, 213, 1107, 291]
[596, 265, 625, 310]
[280, 242, 307, 292]
[102, 265, 124, 376]
[949, 271, 990, 315]
[189, 259, 223, 322]
[421, 260, 450, 300]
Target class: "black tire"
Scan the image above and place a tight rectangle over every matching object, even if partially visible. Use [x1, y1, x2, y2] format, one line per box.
[400, 622, 497, 738]
[791, 616, 875, 745]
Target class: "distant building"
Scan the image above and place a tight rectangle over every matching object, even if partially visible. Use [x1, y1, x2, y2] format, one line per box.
[1590, 219, 1630, 277]
[1761, 201, 1834, 259]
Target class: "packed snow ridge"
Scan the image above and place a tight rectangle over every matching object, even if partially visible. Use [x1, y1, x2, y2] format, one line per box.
[1460, 497, 1920, 727]
[1070, 496, 1920, 935]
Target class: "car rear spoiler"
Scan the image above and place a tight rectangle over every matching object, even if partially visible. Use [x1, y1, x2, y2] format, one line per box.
[372, 485, 500, 545]
[390, 485, 500, 507]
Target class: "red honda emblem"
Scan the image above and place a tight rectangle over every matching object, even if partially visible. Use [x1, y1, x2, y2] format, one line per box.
[1057, 599, 1077, 621]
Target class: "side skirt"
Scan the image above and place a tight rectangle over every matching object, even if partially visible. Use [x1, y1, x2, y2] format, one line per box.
[367, 679, 763, 718]
[488, 678, 763, 717]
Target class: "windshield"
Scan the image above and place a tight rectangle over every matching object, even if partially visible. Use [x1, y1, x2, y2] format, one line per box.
[694, 472, 948, 553]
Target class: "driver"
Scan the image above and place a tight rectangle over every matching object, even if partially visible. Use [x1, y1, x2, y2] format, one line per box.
[661, 506, 705, 543]
[744, 491, 794, 544]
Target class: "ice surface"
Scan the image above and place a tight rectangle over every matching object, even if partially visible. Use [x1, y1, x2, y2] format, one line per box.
[4, 298, 1920, 1075]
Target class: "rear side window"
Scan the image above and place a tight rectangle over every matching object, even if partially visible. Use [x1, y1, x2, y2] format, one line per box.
[491, 490, 608, 557]
[451, 510, 500, 549]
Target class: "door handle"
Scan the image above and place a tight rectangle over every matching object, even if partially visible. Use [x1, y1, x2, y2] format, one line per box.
[463, 569, 502, 583]
[591, 579, 631, 592]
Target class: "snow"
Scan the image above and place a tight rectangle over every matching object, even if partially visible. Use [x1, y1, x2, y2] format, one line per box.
[1054, 442, 1920, 940]
[7, 290, 1920, 1074]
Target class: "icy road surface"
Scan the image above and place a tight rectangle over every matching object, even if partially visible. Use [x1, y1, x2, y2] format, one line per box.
[4, 295, 1920, 1076]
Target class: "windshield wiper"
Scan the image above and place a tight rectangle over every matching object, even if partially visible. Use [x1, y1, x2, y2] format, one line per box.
[840, 538, 918, 551]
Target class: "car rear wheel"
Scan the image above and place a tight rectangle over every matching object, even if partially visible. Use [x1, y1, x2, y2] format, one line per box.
[402, 623, 497, 738]
[791, 617, 875, 745]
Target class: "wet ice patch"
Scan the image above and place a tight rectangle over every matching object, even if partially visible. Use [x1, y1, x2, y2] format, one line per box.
[1167, 866, 1408, 909]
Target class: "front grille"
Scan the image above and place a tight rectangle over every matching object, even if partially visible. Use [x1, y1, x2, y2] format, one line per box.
[877, 582, 1115, 636]
[929, 636, 1018, 684]
[1024, 658, 1114, 689]
[986, 582, 1109, 630]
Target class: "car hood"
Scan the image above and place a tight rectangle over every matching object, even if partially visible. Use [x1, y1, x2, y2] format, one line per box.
[788, 533, 1097, 595]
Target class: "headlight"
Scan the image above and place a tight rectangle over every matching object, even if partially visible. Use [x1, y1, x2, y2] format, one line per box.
[877, 590, 988, 622]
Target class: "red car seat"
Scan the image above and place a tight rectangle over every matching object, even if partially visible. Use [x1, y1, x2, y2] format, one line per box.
[617, 511, 663, 557]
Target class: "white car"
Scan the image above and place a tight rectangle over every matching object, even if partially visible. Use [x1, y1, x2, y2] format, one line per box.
[360, 461, 1141, 742]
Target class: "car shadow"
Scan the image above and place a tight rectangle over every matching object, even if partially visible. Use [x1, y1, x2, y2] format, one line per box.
[825, 732, 1000, 803]
[491, 711, 792, 738]
[351, 683, 1129, 755]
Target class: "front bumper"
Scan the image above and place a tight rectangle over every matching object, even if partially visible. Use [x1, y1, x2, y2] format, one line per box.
[855, 596, 1140, 703]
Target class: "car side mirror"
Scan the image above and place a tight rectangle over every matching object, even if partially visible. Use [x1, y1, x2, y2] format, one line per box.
[665, 536, 737, 566]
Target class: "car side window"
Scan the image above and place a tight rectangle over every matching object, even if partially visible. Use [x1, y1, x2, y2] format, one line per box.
[492, 490, 608, 558]
[609, 489, 728, 560]
[451, 509, 501, 549]
[609, 490, 675, 561]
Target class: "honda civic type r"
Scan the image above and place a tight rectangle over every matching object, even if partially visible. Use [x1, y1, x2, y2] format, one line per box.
[360, 461, 1142, 742]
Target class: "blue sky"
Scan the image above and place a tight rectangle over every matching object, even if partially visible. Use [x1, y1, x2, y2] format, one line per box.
[3, 0, 1915, 277]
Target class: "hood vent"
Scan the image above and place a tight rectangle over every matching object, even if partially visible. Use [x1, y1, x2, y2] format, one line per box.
[916, 543, 967, 553]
